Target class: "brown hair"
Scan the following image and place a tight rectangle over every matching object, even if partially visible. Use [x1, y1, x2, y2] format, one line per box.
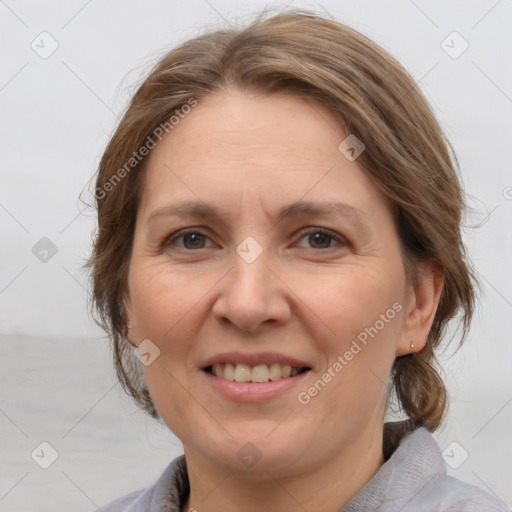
[85, 9, 478, 432]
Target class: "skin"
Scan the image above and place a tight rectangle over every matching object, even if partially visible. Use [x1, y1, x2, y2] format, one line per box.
[125, 88, 444, 512]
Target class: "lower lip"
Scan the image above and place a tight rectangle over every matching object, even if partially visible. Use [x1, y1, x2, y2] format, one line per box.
[201, 370, 311, 402]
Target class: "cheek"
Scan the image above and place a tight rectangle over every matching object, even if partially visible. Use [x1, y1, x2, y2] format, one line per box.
[130, 262, 207, 339]
[130, 264, 204, 434]
[128, 264, 193, 408]
[297, 272, 401, 426]
[129, 260, 224, 400]
[305, 267, 403, 400]
[306, 266, 401, 342]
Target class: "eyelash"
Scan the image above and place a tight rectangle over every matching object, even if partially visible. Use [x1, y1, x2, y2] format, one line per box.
[163, 227, 347, 251]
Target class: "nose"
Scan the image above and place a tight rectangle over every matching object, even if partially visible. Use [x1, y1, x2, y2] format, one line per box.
[211, 243, 291, 333]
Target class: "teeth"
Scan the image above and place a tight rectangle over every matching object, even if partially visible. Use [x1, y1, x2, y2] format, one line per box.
[208, 363, 307, 383]
[224, 363, 235, 381]
[251, 364, 270, 383]
[234, 364, 251, 382]
[212, 363, 224, 377]
[269, 363, 282, 381]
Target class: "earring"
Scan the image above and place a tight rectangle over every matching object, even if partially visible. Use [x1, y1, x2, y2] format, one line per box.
[410, 340, 415, 349]
[126, 325, 137, 348]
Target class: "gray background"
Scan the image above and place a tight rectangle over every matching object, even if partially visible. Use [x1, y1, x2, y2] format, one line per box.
[1, 0, 511, 510]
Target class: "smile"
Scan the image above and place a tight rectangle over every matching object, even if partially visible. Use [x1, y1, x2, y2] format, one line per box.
[203, 363, 311, 383]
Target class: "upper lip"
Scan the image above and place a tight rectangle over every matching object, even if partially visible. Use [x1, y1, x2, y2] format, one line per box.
[200, 352, 312, 369]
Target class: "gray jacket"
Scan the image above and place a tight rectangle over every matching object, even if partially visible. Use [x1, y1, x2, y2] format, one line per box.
[95, 421, 509, 511]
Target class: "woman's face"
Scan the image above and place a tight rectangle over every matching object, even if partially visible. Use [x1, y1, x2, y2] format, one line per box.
[126, 88, 418, 477]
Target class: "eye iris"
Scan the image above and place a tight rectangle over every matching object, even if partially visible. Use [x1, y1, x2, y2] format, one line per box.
[309, 232, 330, 248]
[178, 231, 334, 250]
[184, 233, 205, 249]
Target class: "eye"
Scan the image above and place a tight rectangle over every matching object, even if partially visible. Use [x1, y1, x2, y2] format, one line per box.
[165, 229, 212, 250]
[295, 227, 347, 250]
[163, 227, 347, 252]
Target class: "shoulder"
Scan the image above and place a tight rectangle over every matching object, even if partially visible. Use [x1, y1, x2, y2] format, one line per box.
[93, 455, 188, 512]
[93, 488, 146, 512]
[394, 427, 509, 511]
[419, 474, 509, 511]
[344, 424, 509, 511]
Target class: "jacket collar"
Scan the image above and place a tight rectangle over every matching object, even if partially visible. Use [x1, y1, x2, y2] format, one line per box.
[136, 420, 429, 511]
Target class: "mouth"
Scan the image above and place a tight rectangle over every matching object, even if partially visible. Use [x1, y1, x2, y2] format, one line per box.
[202, 363, 311, 383]
[200, 353, 313, 402]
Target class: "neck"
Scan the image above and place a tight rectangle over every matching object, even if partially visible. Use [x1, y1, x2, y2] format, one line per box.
[182, 421, 385, 512]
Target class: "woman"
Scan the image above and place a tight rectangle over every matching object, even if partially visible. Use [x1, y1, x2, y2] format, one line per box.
[87, 9, 508, 512]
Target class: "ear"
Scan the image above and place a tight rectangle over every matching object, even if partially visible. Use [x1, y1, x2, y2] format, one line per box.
[396, 261, 445, 356]
[123, 293, 138, 347]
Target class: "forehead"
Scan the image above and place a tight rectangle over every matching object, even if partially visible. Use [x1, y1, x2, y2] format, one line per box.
[152, 89, 344, 165]
[138, 88, 390, 222]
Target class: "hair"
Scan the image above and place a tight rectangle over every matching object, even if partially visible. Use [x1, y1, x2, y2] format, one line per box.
[84, 8, 478, 432]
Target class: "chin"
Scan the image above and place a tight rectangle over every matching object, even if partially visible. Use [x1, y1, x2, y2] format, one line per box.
[195, 427, 314, 478]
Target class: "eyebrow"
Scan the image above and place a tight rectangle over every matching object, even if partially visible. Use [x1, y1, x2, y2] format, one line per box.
[145, 200, 370, 231]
